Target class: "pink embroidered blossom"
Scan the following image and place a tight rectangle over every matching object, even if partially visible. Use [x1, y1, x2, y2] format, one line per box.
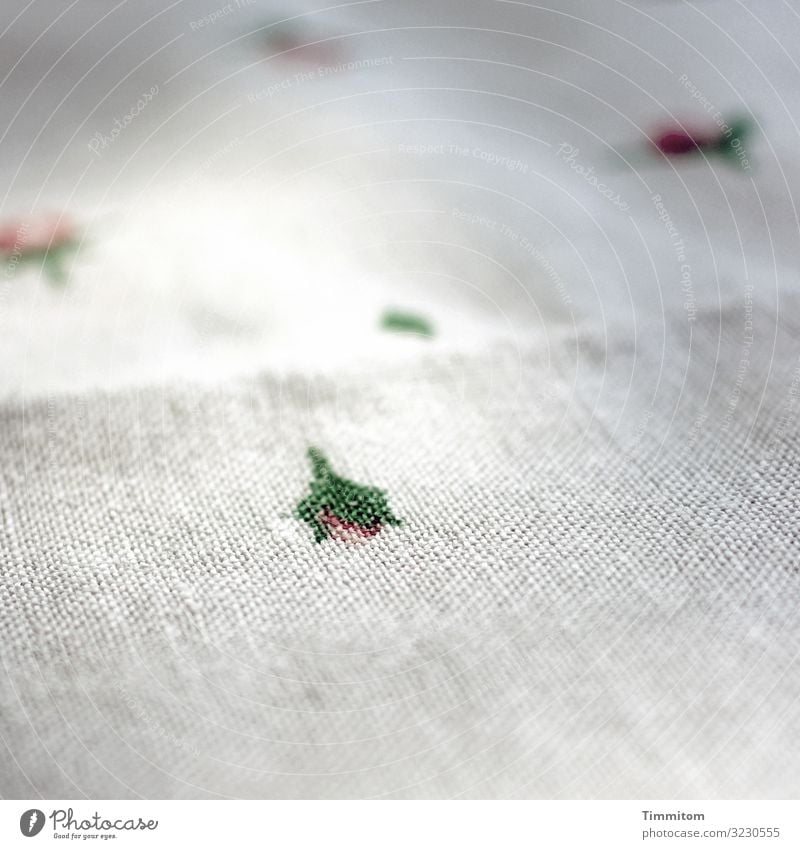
[649, 116, 753, 167]
[652, 128, 716, 156]
[0, 214, 79, 284]
[0, 214, 75, 254]
[320, 508, 382, 542]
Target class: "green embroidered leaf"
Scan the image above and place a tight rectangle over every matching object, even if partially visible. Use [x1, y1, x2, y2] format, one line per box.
[297, 447, 402, 543]
[380, 309, 434, 338]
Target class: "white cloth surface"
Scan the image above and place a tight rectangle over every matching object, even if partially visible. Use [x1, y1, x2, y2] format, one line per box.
[2, 296, 799, 798]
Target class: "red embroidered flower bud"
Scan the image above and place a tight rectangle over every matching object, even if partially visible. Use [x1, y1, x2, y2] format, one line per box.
[0, 214, 75, 254]
[0, 213, 78, 284]
[652, 129, 714, 155]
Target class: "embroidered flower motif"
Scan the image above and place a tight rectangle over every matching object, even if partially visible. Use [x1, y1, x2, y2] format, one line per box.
[380, 309, 434, 338]
[297, 447, 402, 543]
[259, 23, 339, 64]
[0, 214, 78, 284]
[650, 116, 753, 166]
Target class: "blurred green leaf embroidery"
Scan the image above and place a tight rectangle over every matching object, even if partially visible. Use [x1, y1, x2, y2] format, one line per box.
[380, 309, 434, 338]
[297, 447, 402, 543]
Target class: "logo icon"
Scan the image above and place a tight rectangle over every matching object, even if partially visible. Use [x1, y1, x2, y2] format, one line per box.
[19, 809, 45, 837]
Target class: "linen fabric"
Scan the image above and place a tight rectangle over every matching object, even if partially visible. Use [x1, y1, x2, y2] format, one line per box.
[1, 294, 798, 799]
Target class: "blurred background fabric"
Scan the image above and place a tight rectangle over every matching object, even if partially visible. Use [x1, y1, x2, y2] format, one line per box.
[3, 0, 800, 395]
[1, 0, 799, 798]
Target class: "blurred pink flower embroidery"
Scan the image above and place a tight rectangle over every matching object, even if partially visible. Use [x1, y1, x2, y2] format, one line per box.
[260, 23, 339, 65]
[649, 116, 753, 168]
[652, 127, 716, 155]
[0, 214, 78, 284]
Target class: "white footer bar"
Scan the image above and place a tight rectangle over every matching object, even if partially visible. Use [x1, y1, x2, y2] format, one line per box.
[2, 800, 797, 848]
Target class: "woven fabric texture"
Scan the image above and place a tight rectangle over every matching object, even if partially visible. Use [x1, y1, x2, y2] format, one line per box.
[1, 293, 798, 799]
